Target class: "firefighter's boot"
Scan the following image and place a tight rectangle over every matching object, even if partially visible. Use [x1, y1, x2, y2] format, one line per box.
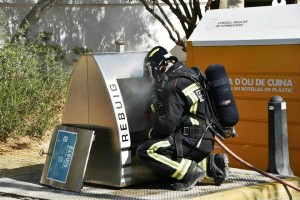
[171, 161, 206, 191]
[207, 153, 229, 186]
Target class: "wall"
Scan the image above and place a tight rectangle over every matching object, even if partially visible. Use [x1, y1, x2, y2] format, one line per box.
[0, 0, 208, 54]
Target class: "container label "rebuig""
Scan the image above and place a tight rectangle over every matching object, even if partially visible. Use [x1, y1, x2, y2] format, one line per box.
[106, 78, 131, 148]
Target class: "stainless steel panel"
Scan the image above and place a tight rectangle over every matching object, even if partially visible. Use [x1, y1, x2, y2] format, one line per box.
[59, 52, 158, 188]
[40, 125, 94, 192]
[84, 127, 122, 187]
[94, 52, 147, 79]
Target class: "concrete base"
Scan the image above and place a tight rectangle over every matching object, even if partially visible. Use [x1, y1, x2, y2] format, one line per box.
[1, 167, 299, 199]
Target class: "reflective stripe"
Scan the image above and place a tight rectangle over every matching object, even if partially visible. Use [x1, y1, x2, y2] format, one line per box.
[147, 141, 179, 169]
[149, 48, 160, 57]
[198, 158, 208, 179]
[190, 102, 198, 115]
[182, 83, 199, 96]
[171, 159, 192, 180]
[203, 158, 207, 172]
[198, 158, 207, 172]
[148, 128, 153, 139]
[190, 117, 199, 125]
[182, 83, 200, 114]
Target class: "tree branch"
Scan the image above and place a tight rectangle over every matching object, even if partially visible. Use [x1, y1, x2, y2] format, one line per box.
[178, 0, 192, 20]
[156, 1, 182, 41]
[139, 0, 186, 50]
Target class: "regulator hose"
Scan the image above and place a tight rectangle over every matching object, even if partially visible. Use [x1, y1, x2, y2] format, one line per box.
[215, 136, 300, 192]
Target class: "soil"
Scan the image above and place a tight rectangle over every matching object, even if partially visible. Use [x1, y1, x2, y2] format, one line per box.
[0, 131, 52, 155]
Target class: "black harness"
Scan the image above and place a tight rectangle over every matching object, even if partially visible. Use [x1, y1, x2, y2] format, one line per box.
[166, 67, 217, 157]
[170, 67, 228, 140]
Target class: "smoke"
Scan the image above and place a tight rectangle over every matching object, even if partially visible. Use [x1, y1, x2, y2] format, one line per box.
[96, 52, 155, 132]
[117, 77, 155, 132]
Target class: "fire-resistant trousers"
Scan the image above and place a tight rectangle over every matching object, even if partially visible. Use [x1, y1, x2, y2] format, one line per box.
[136, 134, 214, 180]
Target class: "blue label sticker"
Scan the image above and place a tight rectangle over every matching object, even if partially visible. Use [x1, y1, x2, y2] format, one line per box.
[47, 130, 77, 183]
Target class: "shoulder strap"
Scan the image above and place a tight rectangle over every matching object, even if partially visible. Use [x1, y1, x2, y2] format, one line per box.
[168, 67, 206, 90]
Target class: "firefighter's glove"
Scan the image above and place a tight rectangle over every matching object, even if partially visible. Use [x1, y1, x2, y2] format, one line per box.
[144, 95, 162, 119]
[149, 95, 162, 113]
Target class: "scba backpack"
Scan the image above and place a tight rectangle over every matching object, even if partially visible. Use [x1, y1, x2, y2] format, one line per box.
[171, 64, 239, 140]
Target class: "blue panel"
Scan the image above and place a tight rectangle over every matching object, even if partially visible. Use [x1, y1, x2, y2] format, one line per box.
[47, 130, 77, 183]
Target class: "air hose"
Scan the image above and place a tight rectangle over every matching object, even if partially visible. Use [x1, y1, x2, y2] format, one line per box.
[215, 136, 300, 192]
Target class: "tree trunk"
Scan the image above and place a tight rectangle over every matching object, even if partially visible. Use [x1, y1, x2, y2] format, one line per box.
[16, 0, 61, 39]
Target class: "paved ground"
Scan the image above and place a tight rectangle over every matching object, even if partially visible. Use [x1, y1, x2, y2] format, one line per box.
[0, 141, 300, 200]
[0, 142, 47, 199]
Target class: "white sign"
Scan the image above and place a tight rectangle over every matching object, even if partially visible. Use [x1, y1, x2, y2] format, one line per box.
[230, 77, 293, 93]
[189, 4, 300, 46]
[106, 78, 131, 148]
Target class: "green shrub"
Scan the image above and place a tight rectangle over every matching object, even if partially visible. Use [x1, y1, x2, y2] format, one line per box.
[0, 21, 72, 141]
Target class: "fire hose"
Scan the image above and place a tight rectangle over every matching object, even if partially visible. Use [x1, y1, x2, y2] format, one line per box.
[215, 136, 300, 192]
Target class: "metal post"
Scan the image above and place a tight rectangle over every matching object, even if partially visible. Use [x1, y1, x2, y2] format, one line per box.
[267, 95, 293, 176]
[115, 38, 125, 52]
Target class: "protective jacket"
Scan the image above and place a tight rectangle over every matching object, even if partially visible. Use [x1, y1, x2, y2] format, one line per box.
[150, 62, 213, 140]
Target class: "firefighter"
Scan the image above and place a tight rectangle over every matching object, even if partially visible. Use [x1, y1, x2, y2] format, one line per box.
[136, 46, 229, 191]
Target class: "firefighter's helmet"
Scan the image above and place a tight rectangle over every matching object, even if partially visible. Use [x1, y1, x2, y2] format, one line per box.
[143, 46, 178, 83]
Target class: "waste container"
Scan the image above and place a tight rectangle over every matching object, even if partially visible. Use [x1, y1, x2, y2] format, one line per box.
[40, 52, 158, 192]
[186, 4, 300, 175]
